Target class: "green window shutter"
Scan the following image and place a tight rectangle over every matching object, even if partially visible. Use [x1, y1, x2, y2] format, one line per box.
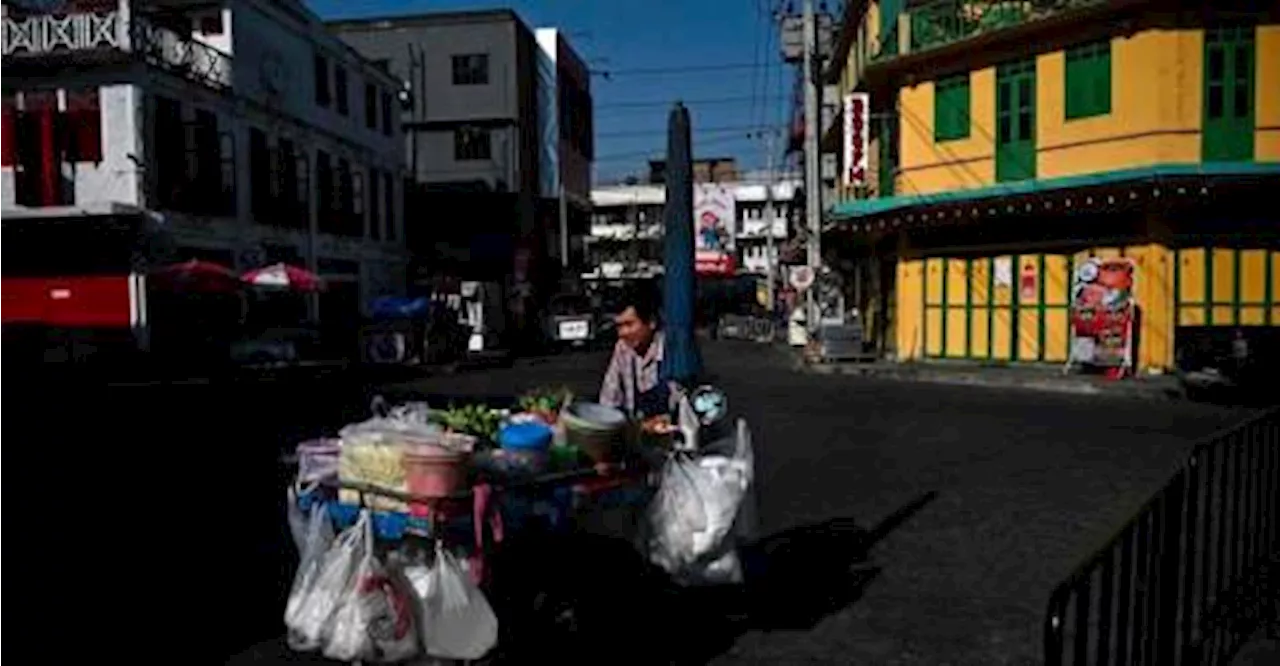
[1202, 23, 1255, 162]
[1065, 40, 1111, 120]
[934, 74, 971, 142]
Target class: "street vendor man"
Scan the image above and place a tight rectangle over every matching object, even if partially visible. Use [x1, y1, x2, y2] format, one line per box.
[599, 286, 678, 433]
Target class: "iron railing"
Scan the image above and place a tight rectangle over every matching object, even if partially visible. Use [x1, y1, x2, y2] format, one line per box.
[2, 9, 231, 90]
[1044, 409, 1280, 666]
[872, 0, 1111, 63]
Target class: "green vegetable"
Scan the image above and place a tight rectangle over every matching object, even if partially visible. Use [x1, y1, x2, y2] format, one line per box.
[431, 402, 503, 441]
[518, 385, 573, 414]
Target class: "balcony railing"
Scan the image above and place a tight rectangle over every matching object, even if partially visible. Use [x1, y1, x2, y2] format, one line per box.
[873, 0, 1110, 63]
[2, 8, 231, 90]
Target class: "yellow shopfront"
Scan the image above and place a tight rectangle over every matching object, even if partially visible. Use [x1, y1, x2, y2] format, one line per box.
[895, 245, 1280, 372]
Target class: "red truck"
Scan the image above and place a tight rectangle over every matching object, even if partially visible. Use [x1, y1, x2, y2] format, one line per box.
[1, 209, 232, 375]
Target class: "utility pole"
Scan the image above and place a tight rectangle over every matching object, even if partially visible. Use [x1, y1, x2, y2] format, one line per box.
[801, 0, 822, 331]
[763, 131, 777, 314]
[558, 183, 569, 270]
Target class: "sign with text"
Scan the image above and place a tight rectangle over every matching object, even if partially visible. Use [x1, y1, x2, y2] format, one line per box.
[694, 184, 736, 275]
[843, 93, 870, 187]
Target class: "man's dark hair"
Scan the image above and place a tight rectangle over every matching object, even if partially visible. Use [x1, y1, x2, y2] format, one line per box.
[622, 283, 660, 325]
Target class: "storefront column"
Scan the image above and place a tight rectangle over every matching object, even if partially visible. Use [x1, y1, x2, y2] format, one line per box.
[893, 231, 923, 361]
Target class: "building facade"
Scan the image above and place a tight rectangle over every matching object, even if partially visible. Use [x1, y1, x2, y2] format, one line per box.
[825, 0, 1280, 372]
[1, 0, 409, 324]
[329, 10, 594, 347]
[586, 176, 801, 281]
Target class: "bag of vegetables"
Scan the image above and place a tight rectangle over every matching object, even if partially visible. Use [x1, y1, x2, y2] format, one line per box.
[337, 400, 445, 511]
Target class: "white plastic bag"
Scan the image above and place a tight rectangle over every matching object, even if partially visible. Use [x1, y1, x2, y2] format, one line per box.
[324, 510, 420, 663]
[648, 418, 755, 585]
[290, 509, 368, 649]
[340, 398, 438, 441]
[409, 541, 498, 660]
[286, 484, 311, 556]
[285, 497, 335, 650]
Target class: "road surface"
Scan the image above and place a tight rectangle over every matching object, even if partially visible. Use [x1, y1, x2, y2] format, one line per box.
[378, 341, 1257, 665]
[10, 342, 1257, 665]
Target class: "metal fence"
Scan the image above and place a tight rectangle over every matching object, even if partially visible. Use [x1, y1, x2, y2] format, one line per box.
[1044, 409, 1280, 666]
[717, 315, 776, 343]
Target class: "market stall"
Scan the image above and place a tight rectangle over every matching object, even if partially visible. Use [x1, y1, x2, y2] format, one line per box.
[280, 385, 756, 663]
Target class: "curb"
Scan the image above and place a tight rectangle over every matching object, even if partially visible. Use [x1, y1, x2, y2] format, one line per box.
[803, 362, 1184, 401]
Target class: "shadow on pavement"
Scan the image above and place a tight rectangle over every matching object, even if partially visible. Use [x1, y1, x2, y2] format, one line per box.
[478, 491, 937, 665]
[742, 490, 937, 633]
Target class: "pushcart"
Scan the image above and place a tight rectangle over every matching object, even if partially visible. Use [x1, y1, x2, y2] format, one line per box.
[280, 390, 755, 664]
[285, 450, 661, 664]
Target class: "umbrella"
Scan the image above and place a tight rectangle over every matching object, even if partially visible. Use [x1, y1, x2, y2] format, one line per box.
[241, 263, 325, 292]
[152, 259, 241, 293]
[660, 102, 702, 386]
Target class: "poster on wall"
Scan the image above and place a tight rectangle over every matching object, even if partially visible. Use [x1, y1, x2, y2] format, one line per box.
[994, 257, 1013, 288]
[694, 184, 737, 275]
[1019, 260, 1037, 301]
[1066, 257, 1137, 376]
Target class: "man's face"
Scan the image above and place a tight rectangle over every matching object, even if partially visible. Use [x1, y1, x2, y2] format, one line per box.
[615, 306, 654, 351]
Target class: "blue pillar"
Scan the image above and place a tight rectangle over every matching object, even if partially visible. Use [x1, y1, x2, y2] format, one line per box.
[661, 102, 702, 385]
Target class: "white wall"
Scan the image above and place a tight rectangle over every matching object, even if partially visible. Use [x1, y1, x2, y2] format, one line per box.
[228, 0, 401, 155]
[1, 0, 410, 311]
[741, 246, 779, 274]
[95, 84, 145, 207]
[0, 84, 144, 211]
[535, 27, 560, 199]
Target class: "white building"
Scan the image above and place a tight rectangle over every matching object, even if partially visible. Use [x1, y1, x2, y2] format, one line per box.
[585, 176, 801, 280]
[1, 0, 409, 319]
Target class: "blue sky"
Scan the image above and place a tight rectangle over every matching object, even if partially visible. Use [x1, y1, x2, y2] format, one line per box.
[308, 0, 793, 182]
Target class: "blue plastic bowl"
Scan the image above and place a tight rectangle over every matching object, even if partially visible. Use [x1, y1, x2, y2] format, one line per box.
[498, 421, 554, 451]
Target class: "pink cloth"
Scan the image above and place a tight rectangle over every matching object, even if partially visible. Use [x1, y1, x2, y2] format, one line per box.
[467, 484, 504, 586]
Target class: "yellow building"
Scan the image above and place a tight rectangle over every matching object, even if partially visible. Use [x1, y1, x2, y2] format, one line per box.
[824, 0, 1280, 373]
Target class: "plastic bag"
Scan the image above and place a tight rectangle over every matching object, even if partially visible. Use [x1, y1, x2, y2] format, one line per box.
[290, 509, 369, 649]
[338, 399, 443, 512]
[296, 438, 342, 486]
[648, 418, 755, 585]
[286, 484, 310, 555]
[285, 498, 335, 650]
[325, 510, 420, 662]
[340, 397, 439, 441]
[409, 541, 498, 660]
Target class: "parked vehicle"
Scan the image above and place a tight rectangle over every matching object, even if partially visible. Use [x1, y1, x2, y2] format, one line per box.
[546, 293, 603, 351]
[231, 326, 323, 367]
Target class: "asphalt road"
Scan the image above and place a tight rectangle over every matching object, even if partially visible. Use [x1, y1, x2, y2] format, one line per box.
[8, 342, 1259, 665]
[375, 342, 1259, 665]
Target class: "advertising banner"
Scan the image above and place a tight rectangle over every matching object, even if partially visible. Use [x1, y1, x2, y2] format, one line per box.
[1067, 257, 1137, 375]
[694, 184, 736, 276]
[843, 93, 869, 187]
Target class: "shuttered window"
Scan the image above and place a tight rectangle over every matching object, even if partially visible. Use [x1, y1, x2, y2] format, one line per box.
[64, 89, 103, 163]
[1064, 40, 1111, 120]
[1, 95, 14, 166]
[933, 73, 970, 142]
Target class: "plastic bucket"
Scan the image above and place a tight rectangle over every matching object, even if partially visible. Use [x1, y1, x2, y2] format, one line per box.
[562, 402, 627, 464]
[402, 445, 469, 512]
